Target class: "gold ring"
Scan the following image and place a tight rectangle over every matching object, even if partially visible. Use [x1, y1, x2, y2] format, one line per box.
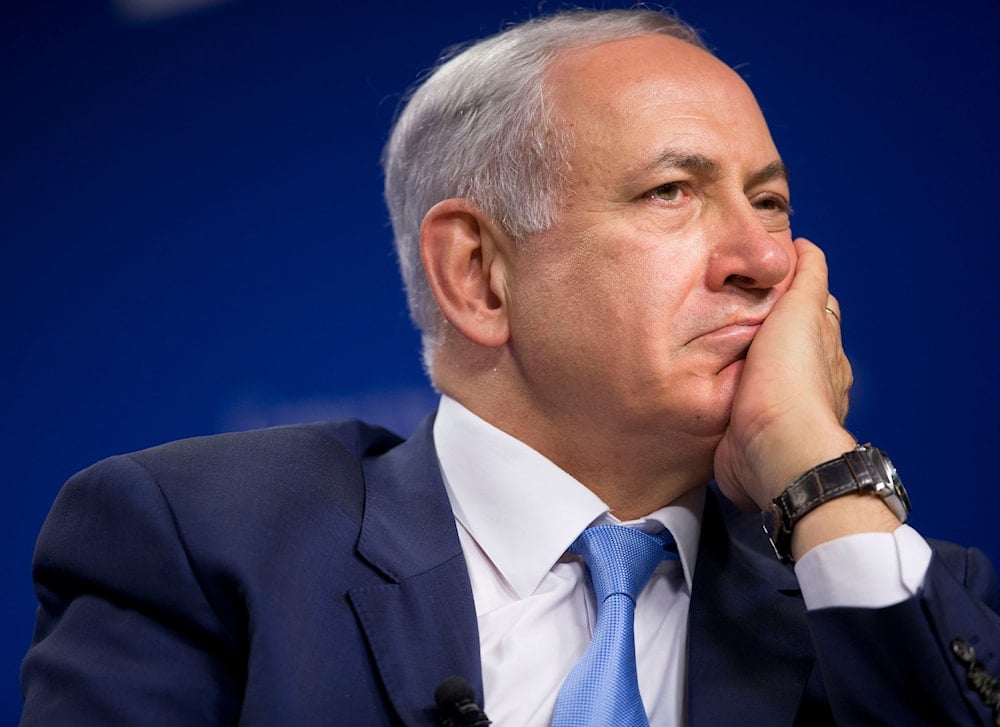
[824, 306, 840, 324]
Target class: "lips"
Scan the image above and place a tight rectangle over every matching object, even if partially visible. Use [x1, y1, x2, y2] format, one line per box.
[722, 314, 767, 330]
[708, 322, 760, 347]
[687, 318, 763, 371]
[688, 316, 763, 345]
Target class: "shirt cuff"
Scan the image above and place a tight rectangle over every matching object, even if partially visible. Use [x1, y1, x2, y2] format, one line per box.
[794, 524, 933, 610]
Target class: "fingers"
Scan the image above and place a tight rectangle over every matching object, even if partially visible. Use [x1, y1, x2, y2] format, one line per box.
[794, 238, 844, 328]
[822, 293, 851, 422]
[824, 294, 841, 325]
[789, 237, 830, 309]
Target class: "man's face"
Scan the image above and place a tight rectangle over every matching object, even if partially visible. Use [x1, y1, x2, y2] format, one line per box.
[504, 33, 795, 454]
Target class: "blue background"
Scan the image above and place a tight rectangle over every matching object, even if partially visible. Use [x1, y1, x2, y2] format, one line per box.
[3, 0, 998, 719]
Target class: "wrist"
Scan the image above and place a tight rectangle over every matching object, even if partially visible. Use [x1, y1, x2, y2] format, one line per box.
[761, 443, 912, 563]
[751, 427, 857, 508]
[790, 493, 901, 561]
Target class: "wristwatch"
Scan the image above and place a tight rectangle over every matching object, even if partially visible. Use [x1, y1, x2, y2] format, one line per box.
[762, 443, 911, 563]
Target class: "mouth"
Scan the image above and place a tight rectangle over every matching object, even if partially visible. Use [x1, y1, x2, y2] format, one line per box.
[725, 314, 767, 330]
[691, 318, 764, 345]
[688, 317, 764, 372]
[684, 309, 768, 343]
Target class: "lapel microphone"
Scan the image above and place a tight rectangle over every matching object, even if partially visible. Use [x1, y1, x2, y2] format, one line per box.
[434, 675, 491, 726]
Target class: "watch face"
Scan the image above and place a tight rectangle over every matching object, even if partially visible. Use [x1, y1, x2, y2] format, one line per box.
[761, 504, 791, 562]
[762, 505, 778, 536]
[869, 447, 912, 520]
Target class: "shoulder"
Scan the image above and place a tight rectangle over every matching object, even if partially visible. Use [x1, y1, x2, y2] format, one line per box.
[124, 419, 403, 490]
[54, 420, 418, 561]
[127, 419, 404, 478]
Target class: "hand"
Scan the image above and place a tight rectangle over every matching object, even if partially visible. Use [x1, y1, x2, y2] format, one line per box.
[713, 237, 855, 512]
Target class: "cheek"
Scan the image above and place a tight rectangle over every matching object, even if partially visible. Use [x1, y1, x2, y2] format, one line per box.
[505, 258, 608, 361]
[511, 225, 700, 356]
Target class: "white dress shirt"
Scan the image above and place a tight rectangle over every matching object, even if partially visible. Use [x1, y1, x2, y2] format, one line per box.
[432, 395, 932, 726]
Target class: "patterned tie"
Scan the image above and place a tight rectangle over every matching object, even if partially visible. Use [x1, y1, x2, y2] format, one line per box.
[551, 524, 678, 727]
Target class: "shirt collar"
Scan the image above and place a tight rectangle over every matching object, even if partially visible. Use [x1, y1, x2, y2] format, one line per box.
[433, 395, 704, 598]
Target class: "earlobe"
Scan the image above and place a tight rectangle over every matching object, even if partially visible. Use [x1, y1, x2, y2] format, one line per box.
[420, 199, 511, 348]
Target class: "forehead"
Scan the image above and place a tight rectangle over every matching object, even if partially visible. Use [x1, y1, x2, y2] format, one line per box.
[544, 34, 779, 177]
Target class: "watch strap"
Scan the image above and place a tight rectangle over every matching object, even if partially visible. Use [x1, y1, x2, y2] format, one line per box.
[764, 444, 883, 563]
[778, 447, 877, 525]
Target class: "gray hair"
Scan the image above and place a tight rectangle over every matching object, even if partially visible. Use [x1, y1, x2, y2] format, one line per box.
[382, 8, 706, 369]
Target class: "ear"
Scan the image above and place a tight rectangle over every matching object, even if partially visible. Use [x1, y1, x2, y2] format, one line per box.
[420, 198, 512, 349]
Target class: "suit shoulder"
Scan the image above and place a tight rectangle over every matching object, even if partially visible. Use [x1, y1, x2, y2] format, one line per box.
[121, 420, 398, 493]
[67, 420, 407, 534]
[128, 419, 403, 472]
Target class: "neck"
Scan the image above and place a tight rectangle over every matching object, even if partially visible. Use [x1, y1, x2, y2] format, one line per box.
[438, 392, 715, 522]
[431, 339, 720, 518]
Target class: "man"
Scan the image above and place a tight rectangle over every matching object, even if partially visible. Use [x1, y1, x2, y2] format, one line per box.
[21, 8, 1000, 726]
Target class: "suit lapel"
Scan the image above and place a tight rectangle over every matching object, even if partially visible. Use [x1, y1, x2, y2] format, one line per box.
[687, 488, 818, 726]
[348, 416, 483, 727]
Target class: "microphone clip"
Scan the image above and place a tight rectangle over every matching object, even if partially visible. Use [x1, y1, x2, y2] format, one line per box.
[434, 676, 491, 726]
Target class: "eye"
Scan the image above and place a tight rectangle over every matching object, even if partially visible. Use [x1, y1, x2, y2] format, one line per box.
[648, 182, 685, 203]
[751, 193, 793, 229]
[753, 196, 790, 213]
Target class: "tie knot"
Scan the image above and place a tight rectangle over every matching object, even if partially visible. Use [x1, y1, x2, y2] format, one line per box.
[569, 525, 678, 604]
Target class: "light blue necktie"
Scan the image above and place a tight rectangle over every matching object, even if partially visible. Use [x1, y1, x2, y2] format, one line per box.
[551, 524, 678, 727]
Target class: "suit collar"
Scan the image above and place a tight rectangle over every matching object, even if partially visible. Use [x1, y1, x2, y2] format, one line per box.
[686, 486, 816, 725]
[349, 414, 483, 726]
[355, 414, 460, 581]
[433, 395, 608, 599]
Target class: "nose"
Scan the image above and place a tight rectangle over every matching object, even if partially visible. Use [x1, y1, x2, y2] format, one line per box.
[705, 202, 792, 292]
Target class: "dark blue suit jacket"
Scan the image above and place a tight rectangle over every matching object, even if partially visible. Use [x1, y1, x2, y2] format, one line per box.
[20, 416, 1000, 725]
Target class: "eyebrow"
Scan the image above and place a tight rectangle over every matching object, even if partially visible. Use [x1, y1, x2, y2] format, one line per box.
[643, 150, 790, 188]
[746, 160, 790, 188]
[646, 150, 721, 178]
